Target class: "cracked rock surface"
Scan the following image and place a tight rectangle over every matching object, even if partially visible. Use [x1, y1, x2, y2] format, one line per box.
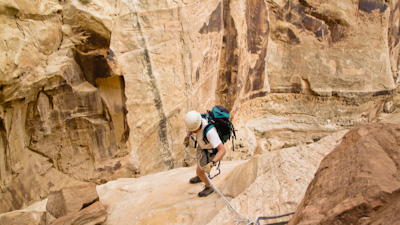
[0, 0, 399, 217]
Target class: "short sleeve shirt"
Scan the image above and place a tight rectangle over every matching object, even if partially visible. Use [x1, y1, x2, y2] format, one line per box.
[196, 118, 222, 149]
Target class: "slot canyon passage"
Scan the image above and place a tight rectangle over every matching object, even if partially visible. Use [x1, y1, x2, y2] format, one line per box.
[0, 0, 400, 224]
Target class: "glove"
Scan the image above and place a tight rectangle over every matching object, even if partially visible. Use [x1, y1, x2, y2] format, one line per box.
[183, 137, 189, 147]
[204, 162, 214, 174]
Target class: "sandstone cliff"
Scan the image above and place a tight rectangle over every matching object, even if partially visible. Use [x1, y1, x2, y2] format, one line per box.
[0, 0, 399, 215]
[0, 128, 348, 224]
[2, 115, 399, 225]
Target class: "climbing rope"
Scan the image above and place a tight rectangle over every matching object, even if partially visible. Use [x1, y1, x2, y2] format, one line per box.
[184, 137, 255, 224]
[184, 144, 199, 160]
[255, 212, 294, 225]
[204, 173, 256, 225]
[184, 137, 295, 225]
[185, 136, 221, 179]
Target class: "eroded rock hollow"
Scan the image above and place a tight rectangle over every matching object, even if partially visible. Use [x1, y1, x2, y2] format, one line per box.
[0, 0, 399, 216]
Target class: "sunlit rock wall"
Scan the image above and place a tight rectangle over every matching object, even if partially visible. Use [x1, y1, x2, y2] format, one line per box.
[0, 0, 224, 213]
[226, 0, 399, 159]
[111, 0, 224, 175]
[0, 0, 130, 213]
[0, 0, 399, 214]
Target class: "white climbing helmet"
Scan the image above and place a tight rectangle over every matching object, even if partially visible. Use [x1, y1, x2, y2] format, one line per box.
[185, 111, 202, 131]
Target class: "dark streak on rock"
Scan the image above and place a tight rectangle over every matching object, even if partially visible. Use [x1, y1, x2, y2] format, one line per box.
[199, 2, 223, 34]
[244, 0, 269, 96]
[0, 119, 10, 173]
[217, 0, 239, 110]
[388, 1, 400, 55]
[373, 90, 393, 97]
[246, 0, 269, 54]
[196, 68, 200, 81]
[133, 11, 172, 167]
[359, 0, 388, 13]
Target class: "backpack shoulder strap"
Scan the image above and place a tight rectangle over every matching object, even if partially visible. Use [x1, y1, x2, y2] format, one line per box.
[202, 111, 214, 144]
[202, 123, 214, 144]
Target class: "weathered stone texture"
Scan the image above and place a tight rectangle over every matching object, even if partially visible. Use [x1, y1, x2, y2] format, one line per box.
[46, 183, 98, 218]
[0, 0, 399, 216]
[289, 123, 400, 225]
[226, 0, 398, 160]
[111, 0, 224, 175]
[208, 129, 348, 225]
[265, 0, 395, 96]
[0, 0, 130, 213]
[0, 210, 46, 225]
[49, 201, 107, 225]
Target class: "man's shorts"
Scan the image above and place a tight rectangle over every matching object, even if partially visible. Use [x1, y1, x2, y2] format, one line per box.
[197, 146, 216, 167]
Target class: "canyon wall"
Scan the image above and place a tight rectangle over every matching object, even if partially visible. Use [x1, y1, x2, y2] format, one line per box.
[0, 0, 399, 213]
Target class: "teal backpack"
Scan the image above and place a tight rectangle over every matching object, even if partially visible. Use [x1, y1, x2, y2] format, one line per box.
[201, 105, 236, 150]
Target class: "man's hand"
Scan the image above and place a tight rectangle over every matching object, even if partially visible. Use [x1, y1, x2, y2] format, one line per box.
[183, 137, 189, 147]
[204, 162, 214, 174]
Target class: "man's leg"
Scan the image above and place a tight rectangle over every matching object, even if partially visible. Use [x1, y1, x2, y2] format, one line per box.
[196, 156, 214, 197]
[196, 162, 210, 187]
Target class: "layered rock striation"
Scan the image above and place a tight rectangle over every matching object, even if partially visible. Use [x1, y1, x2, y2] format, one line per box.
[289, 122, 400, 225]
[0, 0, 130, 213]
[0, 0, 399, 214]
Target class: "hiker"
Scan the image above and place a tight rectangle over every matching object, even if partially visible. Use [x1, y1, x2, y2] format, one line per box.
[183, 110, 226, 197]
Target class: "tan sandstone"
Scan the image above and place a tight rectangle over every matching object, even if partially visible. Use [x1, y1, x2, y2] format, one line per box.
[289, 123, 400, 225]
[0, 0, 399, 217]
[46, 183, 99, 218]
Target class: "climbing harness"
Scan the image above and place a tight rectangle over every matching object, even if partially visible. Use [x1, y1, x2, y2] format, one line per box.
[184, 137, 295, 225]
[185, 136, 221, 179]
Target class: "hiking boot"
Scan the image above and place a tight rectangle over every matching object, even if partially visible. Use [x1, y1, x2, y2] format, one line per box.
[189, 176, 201, 184]
[198, 186, 214, 197]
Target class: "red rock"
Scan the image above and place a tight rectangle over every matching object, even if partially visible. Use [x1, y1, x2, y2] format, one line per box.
[289, 123, 400, 225]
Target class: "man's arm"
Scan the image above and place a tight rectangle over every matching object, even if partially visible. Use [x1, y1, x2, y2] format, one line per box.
[212, 143, 226, 163]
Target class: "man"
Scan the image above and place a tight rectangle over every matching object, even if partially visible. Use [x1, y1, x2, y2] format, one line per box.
[183, 110, 226, 197]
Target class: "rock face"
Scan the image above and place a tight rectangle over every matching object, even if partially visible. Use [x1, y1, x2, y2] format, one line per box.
[96, 129, 347, 225]
[49, 201, 107, 225]
[46, 183, 99, 219]
[289, 123, 400, 225]
[208, 130, 348, 225]
[1, 119, 400, 224]
[0, 183, 107, 225]
[111, 0, 225, 175]
[227, 0, 399, 159]
[0, 0, 131, 213]
[0, 0, 399, 214]
[0, 211, 46, 225]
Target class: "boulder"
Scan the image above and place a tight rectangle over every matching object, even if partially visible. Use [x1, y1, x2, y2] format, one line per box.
[289, 123, 400, 225]
[46, 183, 99, 218]
[49, 201, 107, 225]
